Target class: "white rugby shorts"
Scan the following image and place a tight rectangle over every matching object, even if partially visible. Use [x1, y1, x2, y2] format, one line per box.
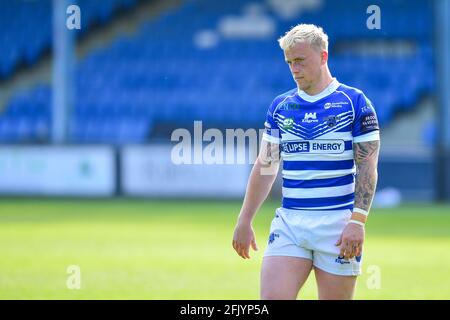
[264, 207, 362, 276]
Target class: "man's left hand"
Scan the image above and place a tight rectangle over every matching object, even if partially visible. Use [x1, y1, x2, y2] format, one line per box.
[335, 222, 365, 260]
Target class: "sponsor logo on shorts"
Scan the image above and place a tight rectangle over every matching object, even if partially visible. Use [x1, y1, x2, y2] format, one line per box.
[335, 255, 362, 264]
[335, 255, 351, 264]
[268, 232, 279, 244]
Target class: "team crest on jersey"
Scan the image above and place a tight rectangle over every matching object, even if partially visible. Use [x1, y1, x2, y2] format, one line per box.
[324, 115, 341, 128]
[282, 118, 294, 130]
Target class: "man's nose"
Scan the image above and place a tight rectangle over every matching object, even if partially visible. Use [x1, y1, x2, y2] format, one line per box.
[291, 62, 301, 73]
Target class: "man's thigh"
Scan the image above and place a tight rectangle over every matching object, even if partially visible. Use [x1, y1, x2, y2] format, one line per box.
[314, 266, 357, 300]
[260, 256, 313, 300]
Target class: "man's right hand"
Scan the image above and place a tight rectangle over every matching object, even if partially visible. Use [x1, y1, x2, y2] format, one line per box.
[232, 222, 258, 259]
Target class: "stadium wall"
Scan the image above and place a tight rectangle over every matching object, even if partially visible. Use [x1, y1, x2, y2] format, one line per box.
[0, 144, 434, 203]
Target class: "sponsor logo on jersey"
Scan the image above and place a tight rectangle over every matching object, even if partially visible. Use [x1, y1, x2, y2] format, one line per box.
[279, 103, 302, 111]
[361, 106, 371, 113]
[282, 118, 294, 130]
[282, 141, 310, 153]
[281, 139, 345, 154]
[361, 113, 379, 132]
[302, 112, 318, 123]
[359, 96, 379, 132]
[324, 102, 349, 109]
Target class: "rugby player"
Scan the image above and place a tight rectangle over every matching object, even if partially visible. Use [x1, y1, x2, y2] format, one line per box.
[232, 24, 380, 300]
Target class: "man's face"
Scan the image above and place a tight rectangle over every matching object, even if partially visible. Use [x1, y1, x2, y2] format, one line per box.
[284, 42, 325, 92]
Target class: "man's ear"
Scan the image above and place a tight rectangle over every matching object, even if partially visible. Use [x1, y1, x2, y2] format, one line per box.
[321, 50, 328, 65]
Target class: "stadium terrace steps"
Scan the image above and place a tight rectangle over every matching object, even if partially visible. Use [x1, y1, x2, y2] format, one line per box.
[0, 0, 181, 143]
[0, 0, 140, 79]
[0, 0, 436, 144]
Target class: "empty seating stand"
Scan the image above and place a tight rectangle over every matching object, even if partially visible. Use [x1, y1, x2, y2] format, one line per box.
[0, 0, 435, 144]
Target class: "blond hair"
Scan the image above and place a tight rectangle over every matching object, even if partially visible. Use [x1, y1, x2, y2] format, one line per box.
[278, 23, 328, 52]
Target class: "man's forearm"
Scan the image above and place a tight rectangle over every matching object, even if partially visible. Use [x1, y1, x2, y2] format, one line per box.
[352, 140, 380, 223]
[353, 163, 378, 222]
[238, 159, 278, 224]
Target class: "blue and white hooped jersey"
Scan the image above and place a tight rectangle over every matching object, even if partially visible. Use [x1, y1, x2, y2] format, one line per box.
[262, 78, 380, 212]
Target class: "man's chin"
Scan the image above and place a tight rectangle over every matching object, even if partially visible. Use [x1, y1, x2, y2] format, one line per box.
[297, 82, 310, 92]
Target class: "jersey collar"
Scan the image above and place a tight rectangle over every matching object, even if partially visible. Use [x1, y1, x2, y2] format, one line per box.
[297, 78, 340, 103]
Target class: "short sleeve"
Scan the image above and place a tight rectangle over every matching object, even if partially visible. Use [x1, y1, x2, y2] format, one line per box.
[262, 99, 281, 144]
[352, 93, 380, 143]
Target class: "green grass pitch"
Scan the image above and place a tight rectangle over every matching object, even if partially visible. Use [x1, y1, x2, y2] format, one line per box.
[0, 199, 449, 299]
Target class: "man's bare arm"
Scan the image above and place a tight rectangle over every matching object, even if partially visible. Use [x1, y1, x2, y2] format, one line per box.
[232, 140, 280, 259]
[352, 140, 380, 223]
[238, 140, 280, 224]
[337, 140, 380, 259]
